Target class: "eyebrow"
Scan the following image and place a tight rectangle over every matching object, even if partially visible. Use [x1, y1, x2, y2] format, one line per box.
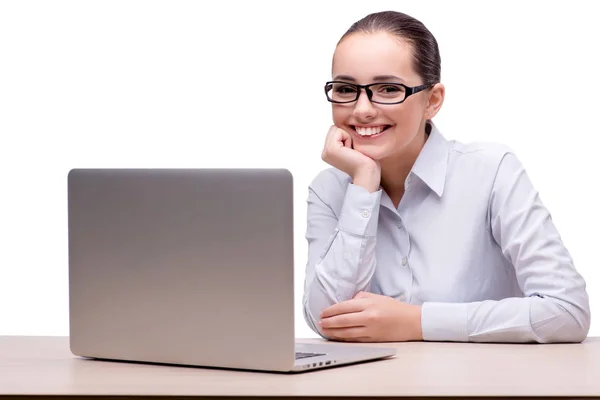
[333, 74, 405, 82]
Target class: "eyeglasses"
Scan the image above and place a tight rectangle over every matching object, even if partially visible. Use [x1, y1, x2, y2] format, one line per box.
[324, 81, 433, 104]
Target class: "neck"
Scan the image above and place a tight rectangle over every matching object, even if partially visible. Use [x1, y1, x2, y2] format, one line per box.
[379, 121, 430, 204]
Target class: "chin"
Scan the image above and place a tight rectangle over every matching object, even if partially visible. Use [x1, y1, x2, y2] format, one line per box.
[353, 145, 388, 161]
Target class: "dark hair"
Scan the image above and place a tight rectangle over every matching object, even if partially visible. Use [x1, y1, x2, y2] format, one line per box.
[339, 11, 441, 86]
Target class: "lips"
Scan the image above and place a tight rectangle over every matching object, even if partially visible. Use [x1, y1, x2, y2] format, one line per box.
[351, 125, 392, 138]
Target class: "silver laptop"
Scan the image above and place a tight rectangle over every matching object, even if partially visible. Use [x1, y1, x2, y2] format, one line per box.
[67, 168, 396, 372]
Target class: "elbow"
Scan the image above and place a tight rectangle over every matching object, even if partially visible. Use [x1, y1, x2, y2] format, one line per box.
[558, 316, 590, 344]
[532, 296, 591, 343]
[556, 313, 590, 343]
[302, 299, 330, 340]
[567, 304, 591, 343]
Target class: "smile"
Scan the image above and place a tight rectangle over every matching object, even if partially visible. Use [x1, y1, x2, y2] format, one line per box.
[351, 125, 391, 138]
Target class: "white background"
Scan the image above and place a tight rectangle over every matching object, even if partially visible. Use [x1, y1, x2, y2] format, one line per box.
[1, 0, 598, 339]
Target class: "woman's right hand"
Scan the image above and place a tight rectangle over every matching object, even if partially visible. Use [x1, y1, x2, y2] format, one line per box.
[321, 125, 381, 193]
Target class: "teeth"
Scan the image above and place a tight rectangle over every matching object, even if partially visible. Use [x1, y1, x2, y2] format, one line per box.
[355, 126, 386, 136]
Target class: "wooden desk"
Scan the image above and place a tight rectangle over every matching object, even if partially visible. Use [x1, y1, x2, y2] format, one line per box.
[1, 336, 599, 399]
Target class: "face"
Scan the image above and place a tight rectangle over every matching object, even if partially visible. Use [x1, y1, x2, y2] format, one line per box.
[331, 31, 438, 161]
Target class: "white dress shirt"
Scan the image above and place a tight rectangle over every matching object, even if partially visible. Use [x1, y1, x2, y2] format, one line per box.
[302, 121, 590, 343]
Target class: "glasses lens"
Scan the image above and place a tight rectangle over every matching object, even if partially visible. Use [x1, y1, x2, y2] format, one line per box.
[326, 82, 407, 103]
[370, 83, 406, 103]
[326, 82, 358, 102]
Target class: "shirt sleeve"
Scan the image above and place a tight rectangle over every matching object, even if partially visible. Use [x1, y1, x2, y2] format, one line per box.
[421, 152, 591, 343]
[302, 176, 382, 336]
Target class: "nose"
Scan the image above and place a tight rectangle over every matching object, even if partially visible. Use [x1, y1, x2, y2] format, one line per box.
[352, 88, 377, 120]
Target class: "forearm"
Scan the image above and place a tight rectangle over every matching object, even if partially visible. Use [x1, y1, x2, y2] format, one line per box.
[304, 230, 377, 331]
[303, 183, 382, 333]
[421, 294, 590, 343]
[445, 151, 591, 344]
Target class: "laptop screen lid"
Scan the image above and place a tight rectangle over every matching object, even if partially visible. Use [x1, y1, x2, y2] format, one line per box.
[68, 168, 296, 371]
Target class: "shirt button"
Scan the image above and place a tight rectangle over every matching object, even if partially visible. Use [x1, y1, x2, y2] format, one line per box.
[361, 210, 370, 218]
[397, 221, 404, 229]
[401, 257, 408, 266]
[398, 294, 406, 301]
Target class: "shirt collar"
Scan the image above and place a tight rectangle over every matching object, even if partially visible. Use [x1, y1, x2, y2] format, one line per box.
[410, 120, 450, 197]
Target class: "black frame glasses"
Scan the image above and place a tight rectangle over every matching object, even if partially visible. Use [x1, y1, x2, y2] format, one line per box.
[324, 81, 434, 104]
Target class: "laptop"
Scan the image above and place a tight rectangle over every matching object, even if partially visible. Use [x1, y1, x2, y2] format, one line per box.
[67, 168, 396, 372]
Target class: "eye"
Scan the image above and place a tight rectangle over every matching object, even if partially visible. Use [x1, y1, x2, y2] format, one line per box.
[327, 83, 358, 101]
[377, 85, 404, 93]
[334, 84, 358, 94]
[372, 84, 406, 100]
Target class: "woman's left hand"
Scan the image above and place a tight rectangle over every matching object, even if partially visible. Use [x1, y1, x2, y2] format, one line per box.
[318, 292, 423, 342]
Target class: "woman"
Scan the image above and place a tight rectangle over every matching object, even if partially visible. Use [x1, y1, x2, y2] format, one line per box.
[302, 10, 590, 343]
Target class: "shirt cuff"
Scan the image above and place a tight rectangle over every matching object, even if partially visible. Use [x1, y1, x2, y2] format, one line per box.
[421, 302, 469, 342]
[338, 183, 382, 237]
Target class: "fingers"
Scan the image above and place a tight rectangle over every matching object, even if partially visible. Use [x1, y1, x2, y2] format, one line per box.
[324, 125, 349, 147]
[342, 130, 352, 148]
[324, 125, 338, 146]
[320, 299, 366, 319]
[321, 326, 369, 342]
[322, 126, 340, 160]
[319, 312, 364, 329]
[322, 126, 352, 165]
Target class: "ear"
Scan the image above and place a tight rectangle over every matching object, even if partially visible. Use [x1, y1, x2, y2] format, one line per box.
[424, 83, 445, 120]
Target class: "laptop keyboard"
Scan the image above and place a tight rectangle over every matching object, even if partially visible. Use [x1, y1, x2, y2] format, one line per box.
[295, 351, 326, 360]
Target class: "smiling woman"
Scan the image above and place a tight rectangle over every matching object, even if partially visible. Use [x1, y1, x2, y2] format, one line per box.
[302, 10, 591, 344]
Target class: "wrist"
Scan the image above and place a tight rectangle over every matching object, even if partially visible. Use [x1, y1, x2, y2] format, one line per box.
[352, 168, 380, 193]
[412, 305, 424, 341]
